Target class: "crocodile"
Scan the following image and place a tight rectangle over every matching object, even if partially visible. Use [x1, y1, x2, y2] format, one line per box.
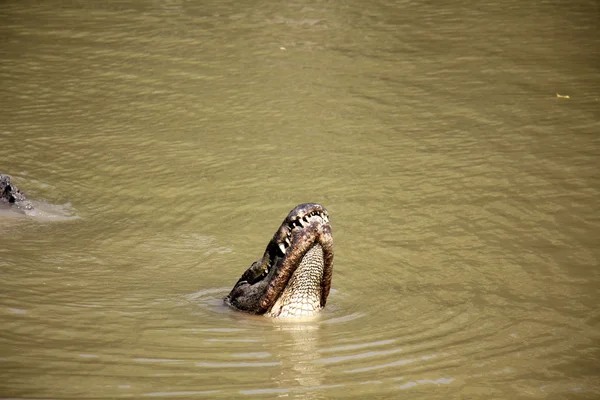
[0, 174, 33, 211]
[225, 203, 334, 318]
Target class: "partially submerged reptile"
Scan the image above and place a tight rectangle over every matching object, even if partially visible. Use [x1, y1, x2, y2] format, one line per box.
[0, 174, 33, 211]
[225, 203, 334, 318]
[2, 177, 334, 315]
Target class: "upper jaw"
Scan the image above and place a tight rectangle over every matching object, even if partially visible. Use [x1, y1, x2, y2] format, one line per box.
[274, 204, 330, 256]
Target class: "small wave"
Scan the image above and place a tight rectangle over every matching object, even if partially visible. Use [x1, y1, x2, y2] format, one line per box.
[24, 200, 80, 221]
[1, 200, 80, 221]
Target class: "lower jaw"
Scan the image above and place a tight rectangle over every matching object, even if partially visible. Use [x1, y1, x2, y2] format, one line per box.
[265, 244, 324, 318]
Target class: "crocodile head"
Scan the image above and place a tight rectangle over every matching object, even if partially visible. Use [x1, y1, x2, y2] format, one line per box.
[0, 174, 33, 211]
[225, 203, 334, 318]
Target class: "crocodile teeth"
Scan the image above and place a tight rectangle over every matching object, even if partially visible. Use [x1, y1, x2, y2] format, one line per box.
[278, 243, 287, 255]
[287, 210, 329, 232]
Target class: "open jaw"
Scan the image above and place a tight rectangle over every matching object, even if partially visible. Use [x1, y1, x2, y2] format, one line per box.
[225, 203, 334, 318]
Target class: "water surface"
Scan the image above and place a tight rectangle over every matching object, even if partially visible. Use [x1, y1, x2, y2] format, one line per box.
[1, 0, 599, 398]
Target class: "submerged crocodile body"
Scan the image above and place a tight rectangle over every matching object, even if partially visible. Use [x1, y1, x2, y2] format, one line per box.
[225, 203, 334, 318]
[0, 174, 33, 211]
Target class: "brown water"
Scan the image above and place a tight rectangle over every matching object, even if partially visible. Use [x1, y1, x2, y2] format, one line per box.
[1, 0, 599, 398]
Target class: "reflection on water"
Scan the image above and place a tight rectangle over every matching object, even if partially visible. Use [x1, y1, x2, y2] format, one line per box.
[1, 0, 599, 398]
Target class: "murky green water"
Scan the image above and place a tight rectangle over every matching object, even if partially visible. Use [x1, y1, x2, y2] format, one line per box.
[1, 0, 599, 398]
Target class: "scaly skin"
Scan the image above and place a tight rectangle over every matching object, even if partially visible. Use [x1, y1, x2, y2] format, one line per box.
[225, 203, 334, 317]
[0, 174, 33, 211]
